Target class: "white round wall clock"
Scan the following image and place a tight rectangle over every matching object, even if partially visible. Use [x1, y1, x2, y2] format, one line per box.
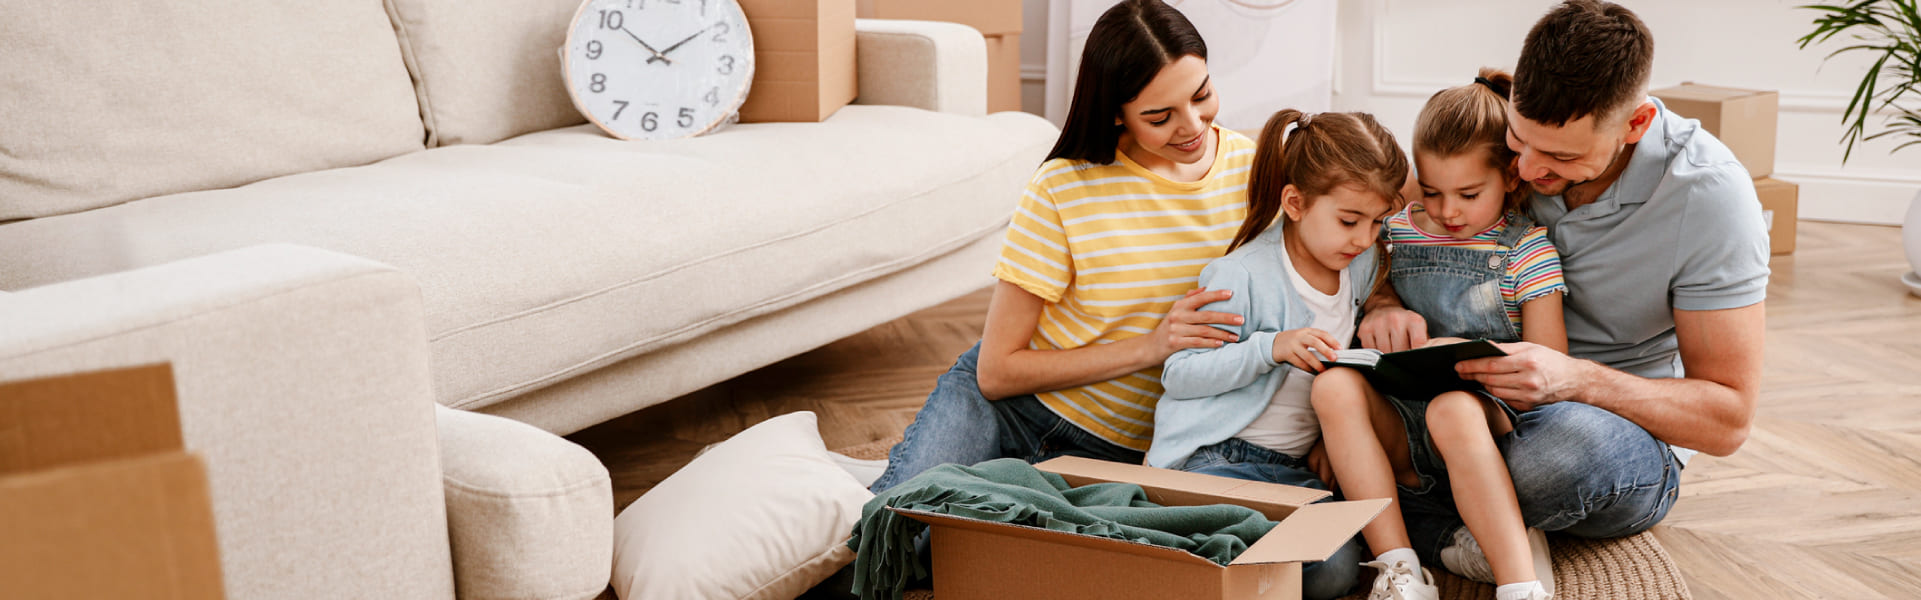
[561, 0, 755, 141]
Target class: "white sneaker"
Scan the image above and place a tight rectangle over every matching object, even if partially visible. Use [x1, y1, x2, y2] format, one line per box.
[1360, 559, 1440, 600]
[1439, 526, 1555, 595]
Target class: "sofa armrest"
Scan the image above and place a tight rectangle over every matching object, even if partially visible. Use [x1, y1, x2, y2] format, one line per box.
[854, 19, 987, 116]
[0, 244, 454, 600]
[437, 405, 613, 600]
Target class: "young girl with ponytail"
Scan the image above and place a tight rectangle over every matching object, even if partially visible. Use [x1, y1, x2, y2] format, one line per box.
[1148, 108, 1409, 600]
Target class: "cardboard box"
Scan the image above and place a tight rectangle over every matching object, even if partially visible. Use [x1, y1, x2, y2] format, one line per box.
[738, 0, 857, 123]
[1755, 177, 1799, 255]
[985, 33, 1022, 113]
[1651, 83, 1779, 178]
[894, 457, 1387, 600]
[856, 0, 1023, 36]
[0, 364, 226, 600]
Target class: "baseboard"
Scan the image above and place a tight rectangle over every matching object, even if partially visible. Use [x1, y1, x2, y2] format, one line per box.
[1774, 166, 1918, 225]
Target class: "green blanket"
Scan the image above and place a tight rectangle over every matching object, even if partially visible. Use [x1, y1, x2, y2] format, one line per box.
[847, 458, 1277, 600]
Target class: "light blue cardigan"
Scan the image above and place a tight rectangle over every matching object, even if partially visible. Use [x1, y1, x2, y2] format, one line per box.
[1146, 224, 1381, 469]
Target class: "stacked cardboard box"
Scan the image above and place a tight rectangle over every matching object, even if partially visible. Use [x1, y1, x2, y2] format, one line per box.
[856, 0, 1023, 113]
[738, 0, 857, 123]
[0, 364, 225, 599]
[1652, 83, 1796, 254]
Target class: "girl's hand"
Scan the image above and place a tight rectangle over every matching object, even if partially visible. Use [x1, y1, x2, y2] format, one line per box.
[1272, 327, 1341, 373]
[1143, 287, 1243, 361]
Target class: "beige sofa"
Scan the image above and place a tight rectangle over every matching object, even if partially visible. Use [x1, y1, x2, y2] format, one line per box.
[0, 2, 1055, 599]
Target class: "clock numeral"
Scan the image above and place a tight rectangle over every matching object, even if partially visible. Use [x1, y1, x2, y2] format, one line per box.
[641, 111, 659, 132]
[612, 100, 629, 120]
[717, 55, 735, 75]
[590, 73, 607, 93]
[625, 0, 644, 9]
[598, 9, 623, 30]
[699, 0, 710, 15]
[585, 40, 603, 60]
[711, 22, 729, 44]
[704, 87, 719, 107]
[678, 107, 695, 128]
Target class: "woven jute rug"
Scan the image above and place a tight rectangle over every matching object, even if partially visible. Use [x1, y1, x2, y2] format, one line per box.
[834, 436, 1691, 600]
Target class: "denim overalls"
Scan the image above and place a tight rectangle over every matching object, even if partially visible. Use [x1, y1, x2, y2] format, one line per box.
[1388, 211, 1534, 344]
[1380, 211, 1533, 491]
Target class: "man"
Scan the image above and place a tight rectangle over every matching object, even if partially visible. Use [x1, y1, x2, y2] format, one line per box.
[1357, 0, 1770, 583]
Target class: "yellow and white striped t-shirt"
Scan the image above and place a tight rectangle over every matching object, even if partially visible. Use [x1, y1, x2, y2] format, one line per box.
[992, 125, 1256, 451]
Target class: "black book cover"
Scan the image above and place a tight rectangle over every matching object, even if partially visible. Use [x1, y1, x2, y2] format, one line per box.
[1317, 339, 1508, 399]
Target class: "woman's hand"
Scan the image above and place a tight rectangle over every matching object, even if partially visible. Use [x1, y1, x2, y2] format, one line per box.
[1272, 327, 1341, 373]
[1141, 287, 1243, 362]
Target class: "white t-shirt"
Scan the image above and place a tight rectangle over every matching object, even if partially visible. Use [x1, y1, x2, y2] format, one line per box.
[1234, 240, 1356, 458]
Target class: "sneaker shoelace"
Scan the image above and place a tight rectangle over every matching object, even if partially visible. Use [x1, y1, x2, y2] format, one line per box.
[1360, 560, 1422, 600]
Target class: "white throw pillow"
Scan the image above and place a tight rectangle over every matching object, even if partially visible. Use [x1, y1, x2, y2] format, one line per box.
[612, 411, 873, 600]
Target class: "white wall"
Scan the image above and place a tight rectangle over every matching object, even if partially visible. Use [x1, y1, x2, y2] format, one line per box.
[1020, 0, 1921, 224]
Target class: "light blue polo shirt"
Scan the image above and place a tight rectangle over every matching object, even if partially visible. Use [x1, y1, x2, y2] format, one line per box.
[1526, 98, 1771, 462]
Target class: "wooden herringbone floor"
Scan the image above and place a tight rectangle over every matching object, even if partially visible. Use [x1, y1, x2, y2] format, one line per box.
[569, 221, 1921, 599]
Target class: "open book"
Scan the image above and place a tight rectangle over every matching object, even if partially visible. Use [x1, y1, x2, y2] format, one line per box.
[1314, 339, 1508, 399]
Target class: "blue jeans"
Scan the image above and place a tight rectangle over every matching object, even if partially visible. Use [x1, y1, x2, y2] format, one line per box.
[869, 343, 1144, 493]
[1387, 399, 1684, 566]
[1181, 438, 1366, 600]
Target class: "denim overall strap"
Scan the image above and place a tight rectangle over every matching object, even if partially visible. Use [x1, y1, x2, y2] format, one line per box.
[1496, 210, 1534, 248]
[1387, 215, 1525, 342]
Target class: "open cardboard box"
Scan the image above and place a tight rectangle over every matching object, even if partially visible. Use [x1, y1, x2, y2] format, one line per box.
[0, 364, 225, 599]
[892, 456, 1388, 600]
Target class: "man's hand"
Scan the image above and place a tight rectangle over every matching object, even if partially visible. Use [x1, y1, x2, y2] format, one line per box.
[1142, 288, 1243, 362]
[1455, 341, 1594, 411]
[1357, 305, 1428, 352]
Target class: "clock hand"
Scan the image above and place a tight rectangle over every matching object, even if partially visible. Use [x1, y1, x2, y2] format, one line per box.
[653, 23, 718, 60]
[615, 25, 672, 65]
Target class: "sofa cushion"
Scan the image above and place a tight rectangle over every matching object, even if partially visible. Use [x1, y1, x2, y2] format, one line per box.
[386, 0, 588, 146]
[437, 405, 613, 600]
[0, 106, 1057, 414]
[0, 3, 425, 221]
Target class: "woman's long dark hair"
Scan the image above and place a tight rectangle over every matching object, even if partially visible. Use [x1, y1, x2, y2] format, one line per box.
[1045, 0, 1207, 164]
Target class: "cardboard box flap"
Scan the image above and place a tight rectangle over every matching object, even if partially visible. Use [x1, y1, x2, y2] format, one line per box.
[893, 507, 1223, 568]
[1228, 498, 1390, 566]
[0, 364, 182, 475]
[1038, 457, 1329, 505]
[1037, 457, 1328, 521]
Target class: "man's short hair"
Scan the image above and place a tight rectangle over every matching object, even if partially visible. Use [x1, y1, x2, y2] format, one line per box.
[1513, 0, 1654, 127]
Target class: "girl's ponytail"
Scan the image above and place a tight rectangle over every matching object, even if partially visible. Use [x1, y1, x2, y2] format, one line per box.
[1416, 68, 1526, 212]
[1228, 109, 1409, 254]
[1228, 109, 1306, 253]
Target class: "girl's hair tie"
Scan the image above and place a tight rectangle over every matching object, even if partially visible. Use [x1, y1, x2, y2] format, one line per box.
[1474, 76, 1503, 95]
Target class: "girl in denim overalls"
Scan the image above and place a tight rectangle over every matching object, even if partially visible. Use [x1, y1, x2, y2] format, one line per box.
[1314, 70, 1568, 600]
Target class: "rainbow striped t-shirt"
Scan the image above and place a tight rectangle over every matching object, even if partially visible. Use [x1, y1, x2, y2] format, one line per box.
[992, 125, 1255, 451]
[1384, 205, 1567, 331]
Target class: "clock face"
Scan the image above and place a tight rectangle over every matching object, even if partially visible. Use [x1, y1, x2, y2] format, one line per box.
[562, 0, 754, 141]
